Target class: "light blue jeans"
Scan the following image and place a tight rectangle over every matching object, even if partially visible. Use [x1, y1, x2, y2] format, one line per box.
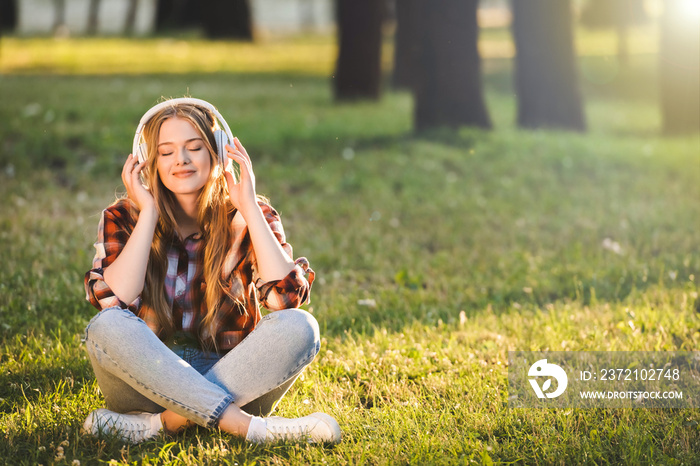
[83, 307, 320, 428]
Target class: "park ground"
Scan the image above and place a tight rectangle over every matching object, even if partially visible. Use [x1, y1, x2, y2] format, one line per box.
[0, 26, 699, 465]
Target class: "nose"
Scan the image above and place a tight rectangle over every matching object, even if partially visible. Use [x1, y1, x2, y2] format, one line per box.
[174, 148, 191, 165]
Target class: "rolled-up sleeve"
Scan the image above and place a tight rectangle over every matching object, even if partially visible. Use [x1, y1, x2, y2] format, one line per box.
[84, 201, 141, 312]
[255, 203, 315, 310]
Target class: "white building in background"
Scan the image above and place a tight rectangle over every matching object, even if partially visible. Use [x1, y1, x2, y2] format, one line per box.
[252, 0, 333, 35]
[15, 0, 334, 36]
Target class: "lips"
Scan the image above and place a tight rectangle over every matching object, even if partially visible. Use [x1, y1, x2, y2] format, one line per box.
[172, 170, 196, 177]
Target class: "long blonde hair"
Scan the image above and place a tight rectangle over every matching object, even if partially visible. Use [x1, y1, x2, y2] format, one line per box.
[137, 102, 238, 348]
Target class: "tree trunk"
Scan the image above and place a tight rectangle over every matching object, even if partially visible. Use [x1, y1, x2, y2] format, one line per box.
[0, 0, 18, 62]
[413, 0, 491, 131]
[155, 0, 201, 31]
[392, 0, 421, 90]
[86, 0, 100, 35]
[202, 0, 252, 40]
[53, 0, 65, 33]
[511, 0, 586, 131]
[333, 0, 384, 101]
[660, 0, 700, 135]
[0, 0, 17, 32]
[124, 0, 138, 35]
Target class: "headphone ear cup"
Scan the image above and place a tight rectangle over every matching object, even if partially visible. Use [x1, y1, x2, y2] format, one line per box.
[135, 142, 149, 187]
[136, 142, 148, 165]
[214, 130, 230, 168]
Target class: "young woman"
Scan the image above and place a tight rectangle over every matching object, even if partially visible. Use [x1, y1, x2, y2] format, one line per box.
[82, 98, 340, 444]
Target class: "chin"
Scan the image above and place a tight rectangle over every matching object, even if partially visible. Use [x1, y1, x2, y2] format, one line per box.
[166, 179, 207, 193]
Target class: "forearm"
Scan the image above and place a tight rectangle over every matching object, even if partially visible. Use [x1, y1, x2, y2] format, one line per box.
[242, 203, 295, 283]
[103, 206, 158, 305]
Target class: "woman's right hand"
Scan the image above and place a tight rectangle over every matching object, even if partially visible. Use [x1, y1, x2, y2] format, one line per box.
[122, 153, 156, 213]
[104, 154, 159, 304]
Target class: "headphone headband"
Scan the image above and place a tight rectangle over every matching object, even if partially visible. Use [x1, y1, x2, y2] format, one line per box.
[132, 97, 234, 172]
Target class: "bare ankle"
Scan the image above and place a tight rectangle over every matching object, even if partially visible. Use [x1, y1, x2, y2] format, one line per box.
[160, 411, 192, 435]
[217, 404, 253, 438]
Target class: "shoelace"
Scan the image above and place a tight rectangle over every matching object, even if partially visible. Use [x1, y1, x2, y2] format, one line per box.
[103, 416, 150, 439]
[269, 422, 310, 441]
[124, 421, 149, 433]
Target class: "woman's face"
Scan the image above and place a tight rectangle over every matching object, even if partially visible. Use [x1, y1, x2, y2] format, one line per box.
[156, 117, 212, 198]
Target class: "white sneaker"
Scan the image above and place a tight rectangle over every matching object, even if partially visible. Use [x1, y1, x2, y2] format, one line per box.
[82, 409, 162, 444]
[254, 413, 341, 444]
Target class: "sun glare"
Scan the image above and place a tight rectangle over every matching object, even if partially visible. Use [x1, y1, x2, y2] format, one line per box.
[678, 0, 700, 20]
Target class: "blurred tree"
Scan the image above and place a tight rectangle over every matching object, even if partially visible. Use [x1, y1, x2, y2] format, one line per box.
[0, 0, 16, 32]
[155, 0, 202, 32]
[333, 0, 385, 101]
[53, 0, 65, 34]
[660, 0, 700, 134]
[580, 0, 649, 64]
[511, 0, 586, 131]
[392, 0, 421, 90]
[202, 0, 253, 40]
[124, 0, 138, 35]
[413, 0, 491, 131]
[86, 0, 100, 35]
[0, 0, 17, 61]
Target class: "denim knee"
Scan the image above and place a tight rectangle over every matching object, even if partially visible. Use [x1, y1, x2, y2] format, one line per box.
[84, 307, 144, 348]
[270, 309, 321, 358]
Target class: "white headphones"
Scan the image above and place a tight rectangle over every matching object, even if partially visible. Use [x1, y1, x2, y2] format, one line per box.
[132, 97, 235, 181]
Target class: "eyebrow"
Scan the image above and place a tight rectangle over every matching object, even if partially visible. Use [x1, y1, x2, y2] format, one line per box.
[157, 137, 203, 147]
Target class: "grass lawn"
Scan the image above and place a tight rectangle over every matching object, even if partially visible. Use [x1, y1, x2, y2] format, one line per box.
[0, 27, 699, 465]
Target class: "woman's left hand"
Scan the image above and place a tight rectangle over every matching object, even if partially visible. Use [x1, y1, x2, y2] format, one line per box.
[225, 137, 296, 282]
[224, 137, 259, 216]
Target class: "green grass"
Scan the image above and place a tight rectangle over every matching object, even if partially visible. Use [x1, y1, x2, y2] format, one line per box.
[1, 31, 699, 465]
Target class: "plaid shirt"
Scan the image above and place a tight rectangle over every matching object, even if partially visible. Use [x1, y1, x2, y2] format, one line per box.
[84, 199, 314, 352]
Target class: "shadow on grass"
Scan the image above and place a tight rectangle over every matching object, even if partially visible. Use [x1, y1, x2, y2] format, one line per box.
[4, 414, 336, 465]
